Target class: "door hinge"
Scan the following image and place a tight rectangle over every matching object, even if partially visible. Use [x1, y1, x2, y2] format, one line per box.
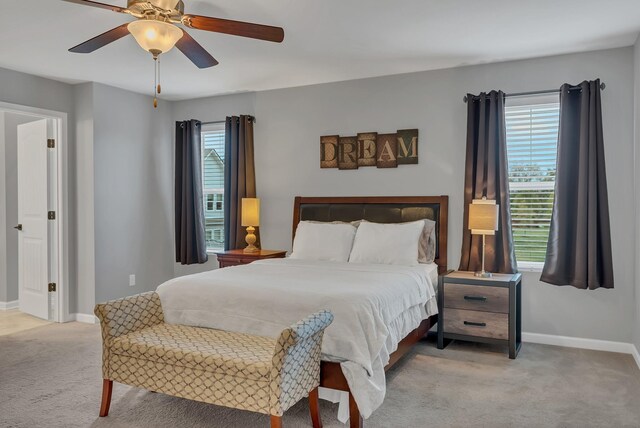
[47, 139, 55, 148]
[48, 283, 56, 292]
[48, 211, 56, 220]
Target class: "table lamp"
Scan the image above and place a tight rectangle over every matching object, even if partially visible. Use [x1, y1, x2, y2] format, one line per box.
[468, 197, 499, 278]
[241, 198, 260, 253]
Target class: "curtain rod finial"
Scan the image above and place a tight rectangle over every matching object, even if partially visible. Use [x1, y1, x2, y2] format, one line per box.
[600, 82, 606, 90]
[463, 95, 468, 103]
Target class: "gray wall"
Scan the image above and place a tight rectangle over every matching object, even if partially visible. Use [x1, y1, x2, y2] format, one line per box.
[73, 83, 95, 315]
[0, 49, 637, 343]
[634, 36, 640, 351]
[92, 83, 174, 307]
[173, 47, 636, 343]
[0, 68, 176, 315]
[0, 112, 5, 302]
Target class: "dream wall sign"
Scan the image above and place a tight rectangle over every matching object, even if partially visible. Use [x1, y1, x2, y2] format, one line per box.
[320, 129, 418, 169]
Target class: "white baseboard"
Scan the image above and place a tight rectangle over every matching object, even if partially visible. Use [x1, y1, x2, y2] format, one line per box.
[0, 300, 19, 310]
[631, 344, 640, 369]
[523, 332, 640, 369]
[72, 313, 98, 324]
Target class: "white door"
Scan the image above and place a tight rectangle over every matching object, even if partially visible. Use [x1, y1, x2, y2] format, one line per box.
[17, 119, 50, 320]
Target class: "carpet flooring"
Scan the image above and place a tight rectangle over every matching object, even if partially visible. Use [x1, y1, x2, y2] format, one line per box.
[1, 322, 639, 428]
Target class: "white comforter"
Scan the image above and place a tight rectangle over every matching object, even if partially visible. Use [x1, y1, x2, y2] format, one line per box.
[156, 258, 438, 420]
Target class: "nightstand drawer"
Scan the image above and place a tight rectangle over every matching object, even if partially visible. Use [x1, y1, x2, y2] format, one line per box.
[444, 283, 509, 313]
[443, 308, 508, 340]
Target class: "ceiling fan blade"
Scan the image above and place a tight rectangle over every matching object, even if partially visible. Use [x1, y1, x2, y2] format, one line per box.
[182, 15, 284, 43]
[61, 0, 126, 13]
[69, 23, 130, 53]
[176, 30, 219, 68]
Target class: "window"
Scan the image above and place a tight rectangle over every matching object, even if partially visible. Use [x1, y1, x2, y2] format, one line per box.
[505, 95, 559, 267]
[202, 124, 225, 251]
[205, 194, 223, 212]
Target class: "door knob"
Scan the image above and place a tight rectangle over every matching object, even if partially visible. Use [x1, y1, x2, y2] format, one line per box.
[14, 224, 22, 231]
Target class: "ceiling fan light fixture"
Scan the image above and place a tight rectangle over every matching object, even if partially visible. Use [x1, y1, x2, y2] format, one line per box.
[128, 20, 183, 55]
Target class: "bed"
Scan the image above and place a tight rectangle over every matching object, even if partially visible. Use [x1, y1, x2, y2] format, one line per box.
[293, 196, 448, 427]
[157, 196, 448, 427]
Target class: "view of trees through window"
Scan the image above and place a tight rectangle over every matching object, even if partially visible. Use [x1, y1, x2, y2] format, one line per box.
[505, 99, 559, 264]
[202, 126, 225, 251]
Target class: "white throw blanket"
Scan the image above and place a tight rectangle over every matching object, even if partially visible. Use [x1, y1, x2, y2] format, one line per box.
[156, 258, 437, 420]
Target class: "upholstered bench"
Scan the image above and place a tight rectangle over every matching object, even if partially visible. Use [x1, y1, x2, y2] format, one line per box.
[94, 291, 333, 428]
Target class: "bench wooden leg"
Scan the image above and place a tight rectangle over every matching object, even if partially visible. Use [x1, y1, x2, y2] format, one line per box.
[99, 379, 113, 417]
[308, 387, 322, 428]
[270, 415, 282, 428]
[348, 392, 363, 428]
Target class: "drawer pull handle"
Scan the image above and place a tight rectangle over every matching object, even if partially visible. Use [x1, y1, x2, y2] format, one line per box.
[464, 295, 487, 302]
[464, 321, 487, 327]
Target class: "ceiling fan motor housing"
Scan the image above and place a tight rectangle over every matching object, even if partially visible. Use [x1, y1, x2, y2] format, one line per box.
[127, 0, 185, 21]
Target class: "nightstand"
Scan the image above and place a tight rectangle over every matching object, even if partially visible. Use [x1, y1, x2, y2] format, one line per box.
[214, 249, 287, 268]
[437, 271, 522, 359]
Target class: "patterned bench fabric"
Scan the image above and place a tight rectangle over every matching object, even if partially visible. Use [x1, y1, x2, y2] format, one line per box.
[110, 354, 273, 414]
[95, 292, 333, 416]
[111, 323, 276, 381]
[95, 291, 164, 340]
[95, 291, 165, 379]
[270, 311, 333, 415]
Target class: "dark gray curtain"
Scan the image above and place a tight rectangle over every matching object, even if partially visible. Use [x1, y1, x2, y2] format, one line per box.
[541, 80, 614, 289]
[459, 91, 517, 274]
[175, 120, 208, 265]
[224, 116, 260, 251]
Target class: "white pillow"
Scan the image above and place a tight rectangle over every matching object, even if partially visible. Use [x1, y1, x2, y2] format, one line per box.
[290, 221, 357, 262]
[418, 219, 437, 264]
[348, 220, 424, 266]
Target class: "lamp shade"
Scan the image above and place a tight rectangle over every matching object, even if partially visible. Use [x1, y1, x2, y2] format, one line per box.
[469, 199, 499, 235]
[128, 20, 183, 54]
[241, 198, 260, 227]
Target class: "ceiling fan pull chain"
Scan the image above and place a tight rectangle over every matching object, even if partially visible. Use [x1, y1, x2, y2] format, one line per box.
[157, 58, 162, 95]
[153, 56, 158, 109]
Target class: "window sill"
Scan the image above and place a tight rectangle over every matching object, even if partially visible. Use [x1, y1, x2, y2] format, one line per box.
[517, 262, 544, 273]
[207, 249, 223, 256]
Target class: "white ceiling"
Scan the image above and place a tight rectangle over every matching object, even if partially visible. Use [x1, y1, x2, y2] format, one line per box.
[1, 0, 639, 101]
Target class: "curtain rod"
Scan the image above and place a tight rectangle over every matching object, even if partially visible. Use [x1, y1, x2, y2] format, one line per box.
[200, 116, 256, 125]
[463, 82, 606, 103]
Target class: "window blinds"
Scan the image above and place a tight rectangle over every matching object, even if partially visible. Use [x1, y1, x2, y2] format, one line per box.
[505, 102, 559, 263]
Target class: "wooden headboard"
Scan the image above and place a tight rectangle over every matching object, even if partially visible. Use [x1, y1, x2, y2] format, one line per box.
[292, 196, 449, 273]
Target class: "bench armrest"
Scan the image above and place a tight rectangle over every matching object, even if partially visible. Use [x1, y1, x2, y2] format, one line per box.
[94, 291, 164, 343]
[269, 310, 333, 415]
[289, 310, 334, 343]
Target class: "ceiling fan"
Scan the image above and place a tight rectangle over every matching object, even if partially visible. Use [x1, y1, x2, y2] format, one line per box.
[64, 0, 284, 67]
[63, 0, 285, 106]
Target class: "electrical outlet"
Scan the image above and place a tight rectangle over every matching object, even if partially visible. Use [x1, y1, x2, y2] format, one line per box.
[129, 274, 136, 287]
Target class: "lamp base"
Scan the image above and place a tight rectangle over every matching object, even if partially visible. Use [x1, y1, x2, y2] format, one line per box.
[474, 271, 493, 278]
[243, 245, 259, 253]
[244, 226, 259, 253]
